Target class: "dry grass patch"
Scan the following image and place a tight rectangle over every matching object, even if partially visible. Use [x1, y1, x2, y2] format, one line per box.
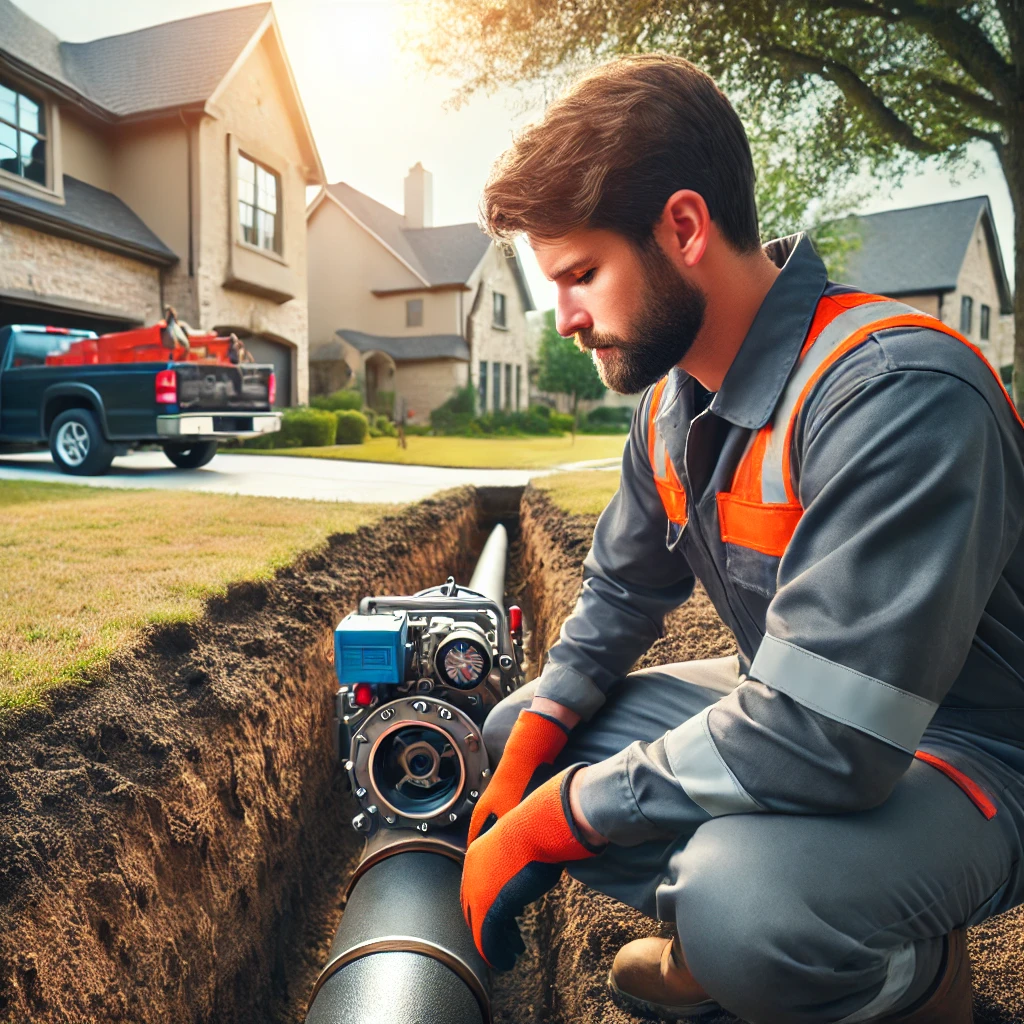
[534, 470, 622, 516]
[0, 480, 394, 710]
[238, 434, 627, 469]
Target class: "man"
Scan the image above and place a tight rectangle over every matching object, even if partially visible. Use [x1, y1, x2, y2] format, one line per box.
[459, 54, 1024, 1024]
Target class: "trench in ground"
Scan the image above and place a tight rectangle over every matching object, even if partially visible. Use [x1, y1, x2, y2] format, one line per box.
[0, 485, 1022, 1024]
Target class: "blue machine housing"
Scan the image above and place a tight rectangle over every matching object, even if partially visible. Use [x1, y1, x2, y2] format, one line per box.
[335, 611, 409, 685]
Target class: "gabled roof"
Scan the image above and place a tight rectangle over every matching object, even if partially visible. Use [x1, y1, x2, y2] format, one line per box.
[836, 195, 1012, 314]
[59, 4, 270, 118]
[319, 181, 508, 291]
[313, 330, 470, 364]
[0, 174, 177, 265]
[0, 2, 322, 180]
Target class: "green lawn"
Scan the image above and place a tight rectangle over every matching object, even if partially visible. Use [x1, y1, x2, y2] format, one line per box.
[238, 433, 627, 469]
[0, 480, 392, 711]
[534, 470, 622, 516]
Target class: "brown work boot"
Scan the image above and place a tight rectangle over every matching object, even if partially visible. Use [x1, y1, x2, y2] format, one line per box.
[607, 934, 720, 1020]
[877, 930, 973, 1023]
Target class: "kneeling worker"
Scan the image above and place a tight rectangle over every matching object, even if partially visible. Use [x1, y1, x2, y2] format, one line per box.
[460, 55, 1024, 1023]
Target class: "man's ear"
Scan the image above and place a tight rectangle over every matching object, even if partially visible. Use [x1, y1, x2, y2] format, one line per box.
[658, 189, 710, 269]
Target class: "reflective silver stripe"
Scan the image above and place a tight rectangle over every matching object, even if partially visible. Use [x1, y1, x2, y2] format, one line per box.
[750, 633, 939, 752]
[663, 707, 763, 816]
[760, 300, 928, 503]
[835, 943, 917, 1023]
[653, 428, 668, 478]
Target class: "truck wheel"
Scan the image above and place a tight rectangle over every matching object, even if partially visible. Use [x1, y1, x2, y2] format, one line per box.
[49, 408, 115, 476]
[163, 441, 218, 469]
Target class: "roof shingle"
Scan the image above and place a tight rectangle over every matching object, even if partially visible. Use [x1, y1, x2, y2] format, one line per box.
[314, 330, 470, 363]
[835, 196, 1011, 312]
[0, 174, 177, 263]
[0, 0, 270, 118]
[325, 181, 491, 287]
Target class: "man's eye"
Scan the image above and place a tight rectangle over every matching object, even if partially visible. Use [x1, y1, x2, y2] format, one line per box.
[577, 268, 596, 285]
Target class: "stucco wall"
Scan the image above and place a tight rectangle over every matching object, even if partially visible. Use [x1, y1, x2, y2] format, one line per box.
[0, 220, 161, 323]
[467, 244, 530, 413]
[307, 197, 428, 346]
[60, 110, 115, 193]
[946, 214, 1014, 372]
[196, 33, 310, 403]
[896, 292, 940, 319]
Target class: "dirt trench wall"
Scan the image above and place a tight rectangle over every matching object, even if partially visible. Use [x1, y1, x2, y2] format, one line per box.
[496, 485, 1024, 1024]
[0, 490, 479, 1024]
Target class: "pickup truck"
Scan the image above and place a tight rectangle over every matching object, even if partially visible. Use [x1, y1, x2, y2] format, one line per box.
[0, 323, 281, 475]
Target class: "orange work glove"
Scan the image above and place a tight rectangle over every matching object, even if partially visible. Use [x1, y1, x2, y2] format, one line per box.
[461, 765, 602, 969]
[467, 708, 570, 846]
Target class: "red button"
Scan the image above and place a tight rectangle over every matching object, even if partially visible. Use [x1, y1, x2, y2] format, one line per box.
[508, 606, 523, 634]
[353, 683, 375, 707]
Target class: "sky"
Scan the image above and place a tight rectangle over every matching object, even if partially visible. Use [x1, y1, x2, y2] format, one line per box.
[14, 0, 1017, 311]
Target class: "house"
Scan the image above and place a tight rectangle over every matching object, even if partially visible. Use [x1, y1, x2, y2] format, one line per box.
[0, 0, 323, 406]
[306, 164, 534, 423]
[836, 195, 1014, 380]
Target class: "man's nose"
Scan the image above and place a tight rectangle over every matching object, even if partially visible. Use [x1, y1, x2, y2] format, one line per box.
[556, 298, 592, 338]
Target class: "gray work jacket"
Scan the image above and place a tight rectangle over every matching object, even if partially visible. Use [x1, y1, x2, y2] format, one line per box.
[538, 233, 1024, 846]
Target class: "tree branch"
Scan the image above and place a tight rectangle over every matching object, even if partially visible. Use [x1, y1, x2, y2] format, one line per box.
[767, 45, 944, 154]
[926, 78, 1005, 123]
[887, 1, 1016, 103]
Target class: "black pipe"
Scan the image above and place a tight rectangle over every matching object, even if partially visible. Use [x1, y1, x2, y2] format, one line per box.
[305, 528, 517, 1024]
[305, 849, 488, 1024]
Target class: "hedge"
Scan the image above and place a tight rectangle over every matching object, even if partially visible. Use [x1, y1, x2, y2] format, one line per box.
[311, 388, 363, 412]
[335, 409, 369, 444]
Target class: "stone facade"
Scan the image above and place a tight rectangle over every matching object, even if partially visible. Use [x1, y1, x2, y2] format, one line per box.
[0, 220, 161, 323]
[467, 244, 530, 415]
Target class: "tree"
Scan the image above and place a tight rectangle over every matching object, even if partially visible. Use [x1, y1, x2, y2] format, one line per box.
[535, 309, 607, 431]
[411, 1, 1024, 410]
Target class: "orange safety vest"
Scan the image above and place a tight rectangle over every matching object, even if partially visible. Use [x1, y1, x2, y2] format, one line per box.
[648, 290, 1024, 553]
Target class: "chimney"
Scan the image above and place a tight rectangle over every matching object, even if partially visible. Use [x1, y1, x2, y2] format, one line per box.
[404, 162, 433, 229]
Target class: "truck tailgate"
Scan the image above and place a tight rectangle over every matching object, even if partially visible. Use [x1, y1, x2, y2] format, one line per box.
[175, 364, 273, 411]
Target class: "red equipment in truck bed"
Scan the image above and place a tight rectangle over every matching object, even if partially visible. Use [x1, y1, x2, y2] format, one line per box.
[44, 323, 232, 367]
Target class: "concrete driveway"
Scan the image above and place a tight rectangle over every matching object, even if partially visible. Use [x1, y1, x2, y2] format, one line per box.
[0, 450, 568, 503]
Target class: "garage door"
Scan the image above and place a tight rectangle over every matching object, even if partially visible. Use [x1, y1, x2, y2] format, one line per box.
[245, 337, 293, 408]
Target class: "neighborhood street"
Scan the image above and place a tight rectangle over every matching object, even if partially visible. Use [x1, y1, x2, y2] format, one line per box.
[0, 450, 564, 503]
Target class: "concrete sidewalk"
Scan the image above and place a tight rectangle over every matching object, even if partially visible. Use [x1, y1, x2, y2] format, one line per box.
[0, 450, 554, 503]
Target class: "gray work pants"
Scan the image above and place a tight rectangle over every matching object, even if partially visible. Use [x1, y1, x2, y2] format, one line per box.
[482, 657, 1024, 1024]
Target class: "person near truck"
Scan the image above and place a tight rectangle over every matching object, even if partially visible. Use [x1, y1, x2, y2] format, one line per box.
[459, 54, 1024, 1024]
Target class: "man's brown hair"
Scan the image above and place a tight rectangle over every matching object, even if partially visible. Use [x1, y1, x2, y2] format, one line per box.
[482, 55, 760, 253]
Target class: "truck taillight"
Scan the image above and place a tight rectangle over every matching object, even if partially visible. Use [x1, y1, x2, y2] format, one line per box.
[155, 369, 177, 404]
[267, 372, 276, 406]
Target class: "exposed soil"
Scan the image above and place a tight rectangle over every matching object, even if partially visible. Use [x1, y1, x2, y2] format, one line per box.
[492, 485, 1024, 1024]
[0, 489, 480, 1024]
[0, 481, 1020, 1024]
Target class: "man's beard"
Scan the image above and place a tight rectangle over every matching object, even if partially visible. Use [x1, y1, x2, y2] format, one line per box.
[575, 244, 706, 394]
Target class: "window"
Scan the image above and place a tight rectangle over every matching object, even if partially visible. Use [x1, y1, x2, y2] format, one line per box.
[1001, 364, 1013, 386]
[492, 291, 507, 328]
[406, 298, 424, 327]
[478, 362, 488, 412]
[515, 365, 522, 411]
[505, 363, 513, 410]
[492, 362, 501, 408]
[960, 295, 973, 335]
[980, 304, 991, 342]
[237, 153, 280, 253]
[0, 79, 45, 186]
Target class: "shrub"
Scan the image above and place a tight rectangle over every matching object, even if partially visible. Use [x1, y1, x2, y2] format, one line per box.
[585, 405, 633, 427]
[311, 388, 363, 412]
[549, 412, 575, 433]
[375, 414, 398, 438]
[529, 403, 551, 419]
[404, 423, 431, 436]
[334, 409, 369, 444]
[250, 407, 338, 448]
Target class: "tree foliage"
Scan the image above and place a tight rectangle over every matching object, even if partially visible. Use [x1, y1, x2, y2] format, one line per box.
[535, 309, 607, 420]
[409, 0, 1023, 406]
